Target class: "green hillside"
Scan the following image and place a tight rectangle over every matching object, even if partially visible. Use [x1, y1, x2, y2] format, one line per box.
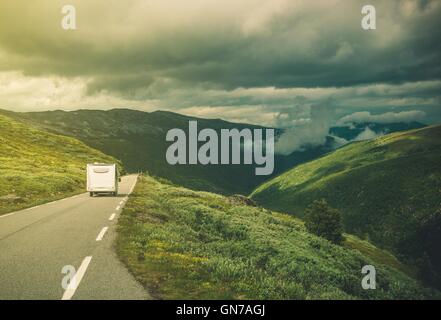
[0, 109, 271, 195]
[116, 175, 437, 299]
[1, 109, 424, 196]
[0, 114, 122, 215]
[251, 125, 441, 287]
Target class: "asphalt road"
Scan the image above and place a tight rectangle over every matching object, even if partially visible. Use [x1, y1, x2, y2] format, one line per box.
[0, 175, 151, 300]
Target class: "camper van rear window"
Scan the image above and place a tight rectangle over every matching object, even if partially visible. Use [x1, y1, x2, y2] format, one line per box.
[93, 168, 110, 173]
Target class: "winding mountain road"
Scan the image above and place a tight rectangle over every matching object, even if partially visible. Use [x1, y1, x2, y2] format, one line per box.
[0, 175, 150, 300]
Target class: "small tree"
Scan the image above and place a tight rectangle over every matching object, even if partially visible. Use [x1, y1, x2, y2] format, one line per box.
[304, 199, 343, 244]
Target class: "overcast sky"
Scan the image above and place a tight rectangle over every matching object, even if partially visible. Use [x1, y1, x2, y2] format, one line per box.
[0, 0, 440, 127]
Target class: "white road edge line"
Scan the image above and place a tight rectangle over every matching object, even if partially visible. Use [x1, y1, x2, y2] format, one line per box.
[1, 177, 137, 219]
[109, 213, 116, 221]
[96, 227, 108, 241]
[0, 212, 18, 218]
[0, 193, 85, 219]
[128, 177, 137, 195]
[61, 256, 92, 300]
[0, 205, 41, 219]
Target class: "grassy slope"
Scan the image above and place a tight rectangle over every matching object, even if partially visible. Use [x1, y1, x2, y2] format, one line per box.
[116, 175, 436, 299]
[0, 114, 122, 215]
[0, 109, 270, 195]
[251, 125, 441, 276]
[1, 109, 425, 196]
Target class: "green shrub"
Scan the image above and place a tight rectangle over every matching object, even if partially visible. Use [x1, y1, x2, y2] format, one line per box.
[304, 199, 343, 244]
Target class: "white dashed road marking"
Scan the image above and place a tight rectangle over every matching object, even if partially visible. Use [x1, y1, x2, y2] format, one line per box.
[109, 213, 116, 221]
[61, 256, 92, 300]
[95, 227, 108, 241]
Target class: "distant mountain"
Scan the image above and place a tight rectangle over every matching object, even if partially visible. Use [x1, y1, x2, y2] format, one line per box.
[0, 108, 426, 195]
[329, 121, 425, 141]
[273, 121, 425, 176]
[0, 109, 270, 194]
[251, 125, 441, 288]
[0, 113, 122, 215]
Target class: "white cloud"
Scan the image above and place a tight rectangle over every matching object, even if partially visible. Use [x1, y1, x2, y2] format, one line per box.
[274, 105, 334, 155]
[329, 135, 349, 148]
[0, 71, 157, 111]
[178, 105, 277, 125]
[353, 127, 384, 141]
[338, 110, 426, 124]
[241, 0, 291, 35]
[0, 0, 439, 129]
[1, 71, 438, 131]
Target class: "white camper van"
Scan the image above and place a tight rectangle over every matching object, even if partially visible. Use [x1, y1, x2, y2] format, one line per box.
[87, 163, 120, 196]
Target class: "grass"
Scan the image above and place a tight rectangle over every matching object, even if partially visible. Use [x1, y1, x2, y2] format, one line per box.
[343, 235, 417, 279]
[250, 125, 441, 287]
[116, 175, 438, 300]
[0, 108, 271, 195]
[0, 114, 123, 215]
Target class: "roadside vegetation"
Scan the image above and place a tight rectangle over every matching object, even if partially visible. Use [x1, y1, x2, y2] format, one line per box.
[0, 114, 122, 215]
[116, 175, 437, 299]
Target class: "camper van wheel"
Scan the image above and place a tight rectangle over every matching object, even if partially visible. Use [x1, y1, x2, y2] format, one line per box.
[89, 192, 94, 197]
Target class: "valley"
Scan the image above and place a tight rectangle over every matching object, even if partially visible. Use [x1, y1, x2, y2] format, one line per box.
[0, 108, 424, 195]
[1, 108, 439, 296]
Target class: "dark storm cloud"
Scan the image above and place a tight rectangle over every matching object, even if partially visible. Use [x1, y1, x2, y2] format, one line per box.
[0, 0, 440, 130]
[1, 0, 441, 93]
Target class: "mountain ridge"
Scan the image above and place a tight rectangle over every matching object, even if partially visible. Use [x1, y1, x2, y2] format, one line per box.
[0, 108, 425, 195]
